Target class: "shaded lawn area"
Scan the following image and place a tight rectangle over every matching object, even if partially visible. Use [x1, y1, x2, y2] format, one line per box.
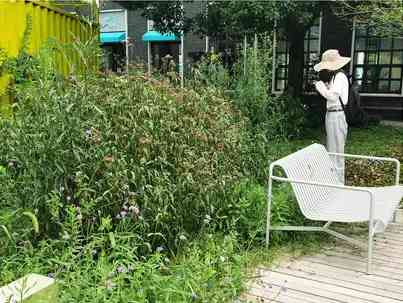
[280, 125, 403, 187]
[288, 124, 403, 156]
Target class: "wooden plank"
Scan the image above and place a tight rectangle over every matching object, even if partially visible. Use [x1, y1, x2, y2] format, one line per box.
[279, 260, 403, 296]
[372, 244, 403, 256]
[313, 252, 403, 275]
[305, 255, 403, 279]
[326, 244, 403, 264]
[375, 239, 403, 248]
[377, 231, 403, 239]
[376, 234, 403, 244]
[247, 281, 343, 303]
[273, 267, 403, 302]
[259, 271, 386, 303]
[384, 226, 403, 233]
[292, 260, 403, 288]
[246, 285, 326, 303]
[323, 249, 403, 267]
[375, 233, 403, 242]
[242, 224, 403, 302]
[323, 249, 403, 268]
[306, 255, 403, 279]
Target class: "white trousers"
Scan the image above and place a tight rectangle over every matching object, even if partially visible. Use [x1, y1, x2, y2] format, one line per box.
[326, 111, 348, 184]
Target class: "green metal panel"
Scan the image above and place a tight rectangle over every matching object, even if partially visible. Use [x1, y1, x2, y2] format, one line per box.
[0, 0, 97, 115]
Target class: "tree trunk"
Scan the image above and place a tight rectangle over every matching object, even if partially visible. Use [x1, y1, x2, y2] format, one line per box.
[286, 22, 306, 98]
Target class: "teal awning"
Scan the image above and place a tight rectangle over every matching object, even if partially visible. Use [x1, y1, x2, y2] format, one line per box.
[100, 32, 126, 44]
[142, 31, 180, 42]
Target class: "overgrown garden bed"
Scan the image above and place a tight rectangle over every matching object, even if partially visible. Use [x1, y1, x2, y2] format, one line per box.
[1, 38, 402, 302]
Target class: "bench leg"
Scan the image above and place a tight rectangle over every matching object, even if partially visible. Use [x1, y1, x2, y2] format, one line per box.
[266, 177, 273, 248]
[367, 220, 374, 274]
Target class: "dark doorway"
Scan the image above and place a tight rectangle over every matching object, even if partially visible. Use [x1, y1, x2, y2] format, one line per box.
[102, 43, 126, 73]
[151, 42, 180, 71]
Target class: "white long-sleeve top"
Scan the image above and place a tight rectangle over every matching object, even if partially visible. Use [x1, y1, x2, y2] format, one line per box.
[315, 72, 349, 109]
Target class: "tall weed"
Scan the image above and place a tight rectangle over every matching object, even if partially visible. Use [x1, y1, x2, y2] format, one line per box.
[232, 36, 272, 131]
[0, 63, 246, 254]
[232, 37, 306, 140]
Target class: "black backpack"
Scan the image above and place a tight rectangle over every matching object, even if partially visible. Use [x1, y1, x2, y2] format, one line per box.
[335, 72, 368, 128]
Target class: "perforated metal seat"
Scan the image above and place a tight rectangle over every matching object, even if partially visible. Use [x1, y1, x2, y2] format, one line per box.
[267, 143, 403, 274]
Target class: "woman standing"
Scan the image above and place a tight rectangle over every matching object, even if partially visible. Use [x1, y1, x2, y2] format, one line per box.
[314, 49, 351, 184]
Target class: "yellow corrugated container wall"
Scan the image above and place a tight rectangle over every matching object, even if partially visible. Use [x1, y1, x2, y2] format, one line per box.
[0, 0, 96, 116]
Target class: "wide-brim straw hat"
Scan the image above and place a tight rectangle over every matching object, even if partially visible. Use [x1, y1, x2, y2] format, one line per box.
[314, 49, 351, 72]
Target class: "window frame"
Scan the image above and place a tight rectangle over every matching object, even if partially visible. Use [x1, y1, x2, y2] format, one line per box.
[271, 15, 322, 95]
[100, 9, 129, 71]
[350, 20, 403, 97]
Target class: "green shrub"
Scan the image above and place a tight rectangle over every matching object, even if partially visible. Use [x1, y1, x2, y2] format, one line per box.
[0, 70, 246, 252]
[231, 37, 306, 140]
[189, 52, 231, 95]
[266, 92, 306, 140]
[218, 181, 307, 248]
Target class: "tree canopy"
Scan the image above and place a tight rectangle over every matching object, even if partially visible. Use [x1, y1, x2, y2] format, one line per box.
[335, 0, 403, 37]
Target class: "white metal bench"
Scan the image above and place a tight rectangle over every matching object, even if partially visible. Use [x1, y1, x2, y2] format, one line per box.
[267, 143, 403, 274]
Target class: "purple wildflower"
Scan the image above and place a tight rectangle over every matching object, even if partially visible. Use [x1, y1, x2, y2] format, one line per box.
[116, 266, 127, 274]
[120, 211, 128, 218]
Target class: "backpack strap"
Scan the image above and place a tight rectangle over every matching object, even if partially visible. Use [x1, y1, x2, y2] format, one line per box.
[339, 96, 346, 112]
[332, 71, 349, 110]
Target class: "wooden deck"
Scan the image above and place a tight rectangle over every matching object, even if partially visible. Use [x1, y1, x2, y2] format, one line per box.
[242, 223, 403, 303]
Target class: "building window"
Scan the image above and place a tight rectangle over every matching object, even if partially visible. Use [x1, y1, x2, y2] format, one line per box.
[353, 27, 403, 94]
[274, 18, 321, 92]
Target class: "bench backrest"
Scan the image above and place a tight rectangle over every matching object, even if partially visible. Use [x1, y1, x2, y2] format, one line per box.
[274, 144, 340, 218]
